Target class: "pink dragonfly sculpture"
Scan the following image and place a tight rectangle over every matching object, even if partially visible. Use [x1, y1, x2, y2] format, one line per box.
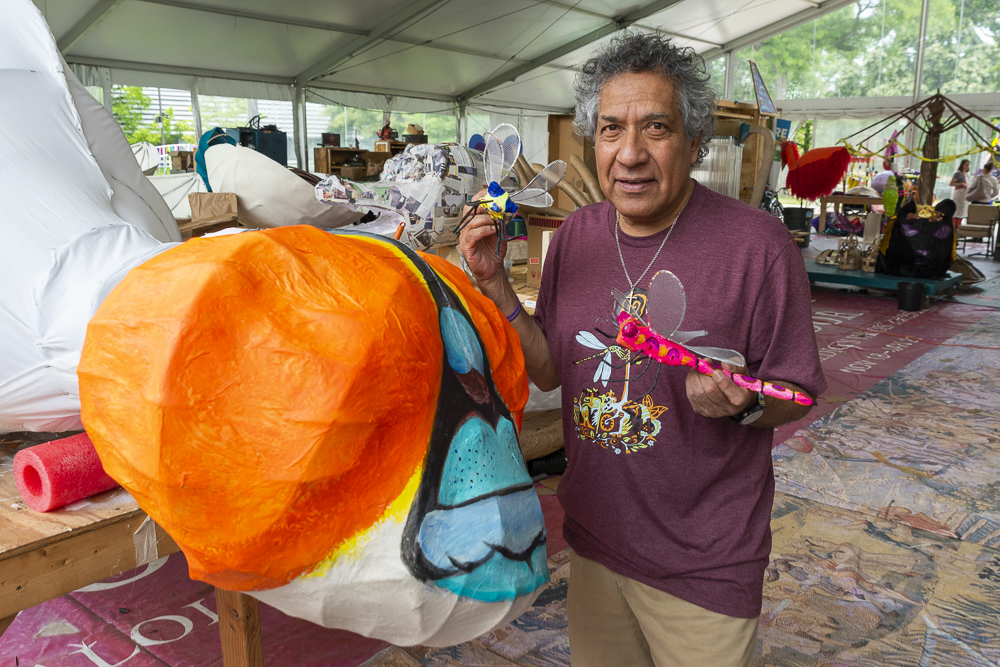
[612, 270, 816, 406]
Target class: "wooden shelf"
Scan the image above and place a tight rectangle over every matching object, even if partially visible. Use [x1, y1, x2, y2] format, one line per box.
[374, 140, 408, 156]
[314, 146, 369, 177]
[713, 99, 778, 205]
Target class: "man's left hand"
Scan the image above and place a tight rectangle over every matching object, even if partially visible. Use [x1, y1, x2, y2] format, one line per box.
[685, 362, 753, 419]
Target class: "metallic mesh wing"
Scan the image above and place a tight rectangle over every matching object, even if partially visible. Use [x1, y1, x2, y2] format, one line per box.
[646, 270, 686, 338]
[488, 124, 521, 182]
[612, 287, 647, 324]
[482, 131, 505, 185]
[686, 346, 746, 368]
[509, 188, 553, 208]
[511, 160, 566, 207]
[671, 329, 707, 344]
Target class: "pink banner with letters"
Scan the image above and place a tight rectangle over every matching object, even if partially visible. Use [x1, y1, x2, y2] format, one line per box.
[774, 291, 993, 444]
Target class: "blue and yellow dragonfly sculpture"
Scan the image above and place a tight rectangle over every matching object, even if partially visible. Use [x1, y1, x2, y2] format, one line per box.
[457, 124, 567, 255]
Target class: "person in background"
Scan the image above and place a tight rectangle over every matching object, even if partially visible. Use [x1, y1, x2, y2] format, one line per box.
[950, 159, 971, 223]
[460, 31, 824, 667]
[871, 158, 895, 195]
[966, 160, 999, 204]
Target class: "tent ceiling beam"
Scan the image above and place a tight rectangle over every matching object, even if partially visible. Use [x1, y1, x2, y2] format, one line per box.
[308, 80, 457, 104]
[457, 0, 688, 101]
[65, 55, 295, 86]
[468, 101, 575, 114]
[63, 55, 570, 114]
[296, 0, 450, 83]
[527, 0, 721, 45]
[530, 0, 613, 20]
[912, 0, 930, 101]
[57, 0, 124, 52]
[310, 81, 573, 114]
[140, 0, 367, 35]
[138, 0, 572, 70]
[700, 0, 859, 61]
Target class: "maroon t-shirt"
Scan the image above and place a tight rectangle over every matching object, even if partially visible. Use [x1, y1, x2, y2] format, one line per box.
[534, 182, 826, 618]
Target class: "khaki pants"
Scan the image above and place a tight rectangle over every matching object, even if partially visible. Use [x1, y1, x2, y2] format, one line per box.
[567, 553, 759, 667]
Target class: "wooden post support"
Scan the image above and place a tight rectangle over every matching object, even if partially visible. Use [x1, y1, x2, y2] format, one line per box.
[215, 587, 264, 667]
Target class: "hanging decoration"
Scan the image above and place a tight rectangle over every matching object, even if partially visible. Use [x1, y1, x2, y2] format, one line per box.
[779, 141, 852, 201]
[838, 93, 1000, 205]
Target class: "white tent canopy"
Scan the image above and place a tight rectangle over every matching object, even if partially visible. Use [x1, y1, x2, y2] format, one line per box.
[38, 0, 998, 170]
[45, 0, 854, 112]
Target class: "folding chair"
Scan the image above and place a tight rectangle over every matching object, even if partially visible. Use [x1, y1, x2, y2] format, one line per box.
[957, 204, 998, 257]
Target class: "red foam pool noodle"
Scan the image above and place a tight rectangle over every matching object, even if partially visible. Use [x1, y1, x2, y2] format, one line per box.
[13, 433, 120, 512]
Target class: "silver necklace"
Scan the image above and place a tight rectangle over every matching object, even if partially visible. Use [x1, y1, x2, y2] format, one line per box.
[614, 185, 693, 295]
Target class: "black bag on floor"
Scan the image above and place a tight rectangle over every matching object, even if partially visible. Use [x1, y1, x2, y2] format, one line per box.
[876, 198, 956, 279]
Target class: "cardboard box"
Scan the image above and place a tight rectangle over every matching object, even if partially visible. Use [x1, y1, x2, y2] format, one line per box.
[182, 192, 239, 239]
[526, 214, 567, 287]
[365, 151, 391, 177]
[170, 150, 195, 171]
[548, 115, 595, 211]
[336, 166, 367, 180]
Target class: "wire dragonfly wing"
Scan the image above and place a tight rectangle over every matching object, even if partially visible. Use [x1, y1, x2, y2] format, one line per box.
[510, 160, 567, 208]
[482, 124, 520, 185]
[646, 270, 746, 367]
[611, 287, 646, 324]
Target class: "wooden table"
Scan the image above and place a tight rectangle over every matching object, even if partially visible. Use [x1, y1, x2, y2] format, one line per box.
[818, 195, 883, 233]
[0, 432, 264, 666]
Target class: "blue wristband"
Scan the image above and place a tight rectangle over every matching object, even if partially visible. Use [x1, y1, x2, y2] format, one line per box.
[506, 301, 522, 323]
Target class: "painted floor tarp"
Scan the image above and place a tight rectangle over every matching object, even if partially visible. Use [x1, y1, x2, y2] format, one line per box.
[5, 270, 1000, 666]
[775, 311, 1000, 548]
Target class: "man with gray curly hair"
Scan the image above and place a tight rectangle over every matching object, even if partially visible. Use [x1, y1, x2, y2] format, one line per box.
[460, 31, 824, 666]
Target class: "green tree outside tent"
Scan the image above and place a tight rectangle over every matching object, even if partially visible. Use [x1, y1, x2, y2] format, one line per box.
[112, 85, 197, 145]
[112, 85, 151, 140]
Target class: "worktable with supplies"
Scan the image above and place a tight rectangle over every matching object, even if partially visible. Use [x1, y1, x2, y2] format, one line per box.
[0, 431, 266, 666]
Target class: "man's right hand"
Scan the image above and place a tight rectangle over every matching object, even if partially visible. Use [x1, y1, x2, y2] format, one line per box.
[459, 188, 507, 293]
[456, 188, 561, 392]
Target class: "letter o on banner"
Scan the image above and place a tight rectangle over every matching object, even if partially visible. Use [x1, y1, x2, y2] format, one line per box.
[131, 615, 194, 646]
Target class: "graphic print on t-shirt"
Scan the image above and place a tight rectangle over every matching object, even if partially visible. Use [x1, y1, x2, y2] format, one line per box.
[571, 288, 668, 455]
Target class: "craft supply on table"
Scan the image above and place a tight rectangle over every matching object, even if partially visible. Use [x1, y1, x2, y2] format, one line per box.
[13, 432, 119, 512]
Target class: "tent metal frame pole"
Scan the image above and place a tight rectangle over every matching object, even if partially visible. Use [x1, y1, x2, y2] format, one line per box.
[912, 0, 931, 102]
[292, 84, 308, 171]
[724, 51, 736, 100]
[699, 0, 858, 62]
[190, 81, 203, 140]
[100, 67, 113, 114]
[140, 0, 558, 69]
[57, 0, 125, 53]
[297, 0, 450, 83]
[456, 102, 468, 145]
